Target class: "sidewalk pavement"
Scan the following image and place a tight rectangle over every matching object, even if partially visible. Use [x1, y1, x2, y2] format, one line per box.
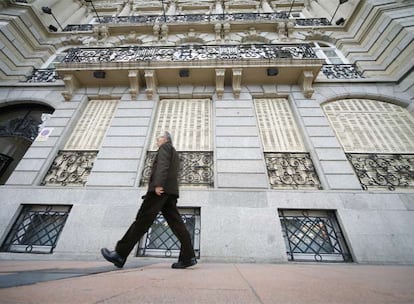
[1, 258, 414, 304]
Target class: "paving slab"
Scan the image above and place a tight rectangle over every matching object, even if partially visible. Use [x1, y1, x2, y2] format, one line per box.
[0, 260, 413, 304]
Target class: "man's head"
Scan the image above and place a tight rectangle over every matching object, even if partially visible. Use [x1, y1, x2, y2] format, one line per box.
[156, 131, 172, 147]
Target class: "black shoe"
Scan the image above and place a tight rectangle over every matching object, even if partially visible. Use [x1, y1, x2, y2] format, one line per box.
[101, 248, 126, 268]
[171, 257, 197, 269]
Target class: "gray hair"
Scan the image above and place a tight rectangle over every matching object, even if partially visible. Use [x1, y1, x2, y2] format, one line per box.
[163, 131, 172, 144]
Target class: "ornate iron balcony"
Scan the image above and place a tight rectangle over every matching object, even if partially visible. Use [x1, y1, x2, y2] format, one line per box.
[265, 152, 322, 190]
[295, 18, 331, 26]
[41, 150, 98, 187]
[25, 68, 60, 83]
[322, 64, 364, 79]
[63, 24, 93, 32]
[61, 44, 317, 64]
[140, 151, 214, 187]
[346, 153, 414, 190]
[63, 14, 331, 30]
[0, 204, 72, 254]
[279, 209, 352, 262]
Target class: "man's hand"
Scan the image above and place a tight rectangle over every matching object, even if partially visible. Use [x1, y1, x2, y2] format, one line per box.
[155, 186, 164, 196]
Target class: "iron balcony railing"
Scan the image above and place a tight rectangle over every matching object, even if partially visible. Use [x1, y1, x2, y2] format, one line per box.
[60, 44, 318, 65]
[346, 153, 414, 191]
[63, 14, 330, 31]
[25, 68, 60, 83]
[322, 64, 364, 79]
[41, 150, 98, 187]
[265, 152, 322, 190]
[140, 151, 214, 187]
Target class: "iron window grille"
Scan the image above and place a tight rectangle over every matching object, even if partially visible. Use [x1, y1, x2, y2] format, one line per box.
[140, 151, 214, 187]
[41, 150, 98, 186]
[137, 208, 200, 258]
[1, 205, 72, 254]
[279, 209, 352, 262]
[346, 153, 414, 191]
[265, 153, 322, 189]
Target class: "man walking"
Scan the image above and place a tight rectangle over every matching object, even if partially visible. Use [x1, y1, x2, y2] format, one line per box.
[101, 131, 197, 269]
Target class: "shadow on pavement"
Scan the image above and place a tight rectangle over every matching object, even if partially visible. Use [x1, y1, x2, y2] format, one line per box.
[0, 260, 157, 288]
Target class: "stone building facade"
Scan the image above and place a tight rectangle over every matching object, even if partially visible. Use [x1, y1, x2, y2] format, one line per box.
[0, 0, 413, 264]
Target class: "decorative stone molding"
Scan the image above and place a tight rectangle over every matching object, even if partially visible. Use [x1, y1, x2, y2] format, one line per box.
[128, 70, 140, 100]
[144, 70, 157, 99]
[215, 68, 225, 98]
[61, 74, 79, 101]
[299, 70, 314, 98]
[232, 68, 242, 98]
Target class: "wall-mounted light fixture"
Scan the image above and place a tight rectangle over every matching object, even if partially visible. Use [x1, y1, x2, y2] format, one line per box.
[267, 68, 279, 76]
[48, 25, 58, 32]
[93, 71, 106, 79]
[85, 0, 101, 24]
[179, 69, 189, 77]
[330, 0, 348, 24]
[335, 17, 346, 26]
[42, 6, 64, 31]
[160, 0, 167, 23]
[287, 0, 295, 18]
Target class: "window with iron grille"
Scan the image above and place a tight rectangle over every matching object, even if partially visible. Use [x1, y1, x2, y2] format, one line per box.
[140, 99, 213, 187]
[137, 208, 200, 258]
[254, 98, 321, 189]
[1, 205, 72, 254]
[42, 99, 118, 186]
[323, 99, 414, 190]
[279, 209, 352, 262]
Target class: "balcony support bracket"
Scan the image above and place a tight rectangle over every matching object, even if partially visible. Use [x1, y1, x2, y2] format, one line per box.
[299, 70, 314, 98]
[62, 74, 79, 101]
[128, 70, 140, 100]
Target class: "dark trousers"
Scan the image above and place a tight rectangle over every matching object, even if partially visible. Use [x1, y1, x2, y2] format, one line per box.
[115, 192, 196, 261]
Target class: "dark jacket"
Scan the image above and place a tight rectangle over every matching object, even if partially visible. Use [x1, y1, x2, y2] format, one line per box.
[148, 142, 180, 197]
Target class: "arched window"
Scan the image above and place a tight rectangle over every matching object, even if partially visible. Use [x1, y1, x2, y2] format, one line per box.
[311, 41, 348, 64]
[0, 103, 54, 184]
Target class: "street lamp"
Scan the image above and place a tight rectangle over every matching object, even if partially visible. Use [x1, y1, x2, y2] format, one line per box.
[161, 0, 167, 23]
[85, 0, 101, 24]
[330, 0, 348, 24]
[42, 6, 63, 31]
[287, 0, 295, 18]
